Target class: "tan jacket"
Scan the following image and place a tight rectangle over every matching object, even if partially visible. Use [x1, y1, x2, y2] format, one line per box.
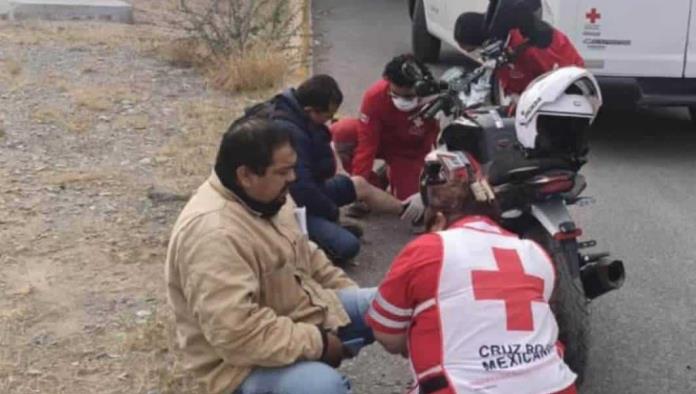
[165, 173, 357, 394]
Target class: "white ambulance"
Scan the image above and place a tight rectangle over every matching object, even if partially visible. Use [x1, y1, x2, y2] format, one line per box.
[409, 0, 696, 116]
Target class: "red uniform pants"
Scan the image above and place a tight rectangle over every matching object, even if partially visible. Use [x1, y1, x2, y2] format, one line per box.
[330, 118, 424, 200]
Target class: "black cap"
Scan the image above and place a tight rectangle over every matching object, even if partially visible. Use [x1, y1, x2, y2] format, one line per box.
[454, 12, 487, 47]
[485, 0, 543, 40]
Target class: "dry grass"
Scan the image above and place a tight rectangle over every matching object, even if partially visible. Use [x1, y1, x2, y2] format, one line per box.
[3, 58, 22, 77]
[143, 0, 307, 94]
[72, 92, 112, 112]
[0, 0, 311, 95]
[0, 303, 203, 393]
[0, 2, 311, 393]
[123, 315, 169, 353]
[0, 20, 165, 50]
[45, 171, 103, 186]
[115, 113, 151, 131]
[31, 106, 91, 133]
[152, 37, 208, 69]
[38, 169, 130, 189]
[208, 46, 289, 93]
[158, 99, 238, 189]
[0, 305, 33, 393]
[30, 84, 141, 133]
[150, 38, 290, 93]
[0, 57, 27, 89]
[119, 311, 204, 394]
[69, 85, 138, 112]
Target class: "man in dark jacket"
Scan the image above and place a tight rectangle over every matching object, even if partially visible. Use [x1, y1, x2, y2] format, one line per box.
[270, 75, 424, 264]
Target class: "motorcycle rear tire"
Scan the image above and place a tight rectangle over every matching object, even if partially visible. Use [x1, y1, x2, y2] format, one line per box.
[525, 225, 589, 385]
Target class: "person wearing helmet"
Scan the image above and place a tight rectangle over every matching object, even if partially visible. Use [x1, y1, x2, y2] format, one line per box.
[330, 54, 440, 202]
[366, 150, 579, 394]
[454, 6, 584, 98]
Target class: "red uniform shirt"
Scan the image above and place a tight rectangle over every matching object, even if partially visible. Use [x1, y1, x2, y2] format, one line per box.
[497, 29, 584, 96]
[366, 230, 444, 374]
[366, 216, 577, 394]
[353, 79, 439, 183]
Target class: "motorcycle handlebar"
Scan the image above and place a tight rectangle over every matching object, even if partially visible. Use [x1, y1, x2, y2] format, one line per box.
[421, 96, 448, 119]
[414, 80, 449, 97]
[408, 39, 509, 120]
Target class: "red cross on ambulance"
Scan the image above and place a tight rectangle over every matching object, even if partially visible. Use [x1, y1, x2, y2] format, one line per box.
[586, 7, 601, 24]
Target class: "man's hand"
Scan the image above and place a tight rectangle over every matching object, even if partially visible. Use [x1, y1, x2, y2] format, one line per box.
[320, 330, 346, 368]
[400, 193, 425, 224]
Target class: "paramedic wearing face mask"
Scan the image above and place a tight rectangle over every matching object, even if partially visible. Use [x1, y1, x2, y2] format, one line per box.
[330, 54, 439, 200]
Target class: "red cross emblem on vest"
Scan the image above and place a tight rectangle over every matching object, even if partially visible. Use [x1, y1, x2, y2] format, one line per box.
[471, 248, 545, 331]
[586, 8, 601, 24]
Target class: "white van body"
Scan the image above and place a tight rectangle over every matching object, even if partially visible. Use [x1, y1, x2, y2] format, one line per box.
[408, 0, 696, 111]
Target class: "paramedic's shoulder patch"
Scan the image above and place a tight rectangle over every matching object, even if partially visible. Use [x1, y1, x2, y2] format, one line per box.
[359, 113, 370, 123]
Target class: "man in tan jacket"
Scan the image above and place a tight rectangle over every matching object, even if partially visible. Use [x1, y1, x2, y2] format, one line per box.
[166, 117, 375, 394]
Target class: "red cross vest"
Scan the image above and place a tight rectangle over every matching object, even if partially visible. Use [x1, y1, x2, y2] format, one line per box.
[414, 219, 576, 393]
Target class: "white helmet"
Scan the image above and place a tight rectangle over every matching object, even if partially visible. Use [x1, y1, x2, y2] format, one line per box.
[515, 66, 602, 155]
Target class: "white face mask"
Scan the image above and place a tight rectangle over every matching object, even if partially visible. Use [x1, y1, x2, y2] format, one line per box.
[392, 96, 420, 112]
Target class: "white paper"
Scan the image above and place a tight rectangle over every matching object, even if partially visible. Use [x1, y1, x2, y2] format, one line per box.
[294, 207, 308, 236]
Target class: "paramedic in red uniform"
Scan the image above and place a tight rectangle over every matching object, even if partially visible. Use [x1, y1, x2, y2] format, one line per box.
[330, 54, 439, 200]
[453, 10, 584, 97]
[366, 151, 578, 394]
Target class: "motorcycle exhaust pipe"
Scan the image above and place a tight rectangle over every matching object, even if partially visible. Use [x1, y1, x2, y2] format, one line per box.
[580, 258, 626, 299]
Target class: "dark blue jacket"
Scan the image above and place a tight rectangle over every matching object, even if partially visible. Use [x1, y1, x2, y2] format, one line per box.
[272, 89, 340, 221]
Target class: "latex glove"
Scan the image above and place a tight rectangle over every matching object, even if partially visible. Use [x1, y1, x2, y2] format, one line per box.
[400, 193, 425, 223]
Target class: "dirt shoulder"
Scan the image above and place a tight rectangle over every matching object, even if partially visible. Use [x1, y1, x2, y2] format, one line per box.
[0, 2, 307, 393]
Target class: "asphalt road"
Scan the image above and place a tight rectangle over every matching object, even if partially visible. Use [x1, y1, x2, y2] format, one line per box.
[313, 0, 696, 393]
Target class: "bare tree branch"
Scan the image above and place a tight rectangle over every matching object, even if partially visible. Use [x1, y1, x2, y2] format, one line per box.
[178, 0, 295, 57]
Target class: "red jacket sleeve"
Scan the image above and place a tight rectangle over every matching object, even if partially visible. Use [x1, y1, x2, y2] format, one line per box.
[352, 94, 381, 179]
[499, 29, 585, 95]
[366, 234, 443, 334]
[526, 30, 585, 74]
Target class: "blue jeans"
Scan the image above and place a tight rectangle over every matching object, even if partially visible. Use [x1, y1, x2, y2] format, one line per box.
[307, 174, 360, 263]
[307, 215, 361, 263]
[233, 288, 377, 394]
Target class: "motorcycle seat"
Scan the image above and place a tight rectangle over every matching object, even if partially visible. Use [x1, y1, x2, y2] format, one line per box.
[486, 152, 576, 186]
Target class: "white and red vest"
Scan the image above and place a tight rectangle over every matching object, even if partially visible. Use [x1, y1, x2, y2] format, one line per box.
[367, 216, 576, 394]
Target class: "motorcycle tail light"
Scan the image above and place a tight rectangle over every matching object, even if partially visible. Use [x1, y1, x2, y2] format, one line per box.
[554, 228, 583, 241]
[538, 178, 575, 195]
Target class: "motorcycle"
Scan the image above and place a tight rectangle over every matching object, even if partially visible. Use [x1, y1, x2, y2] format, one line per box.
[405, 40, 626, 383]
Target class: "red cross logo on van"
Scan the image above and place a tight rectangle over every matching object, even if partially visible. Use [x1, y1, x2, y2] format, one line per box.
[586, 8, 601, 24]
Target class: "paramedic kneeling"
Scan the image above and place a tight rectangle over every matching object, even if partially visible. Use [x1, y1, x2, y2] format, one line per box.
[366, 151, 578, 394]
